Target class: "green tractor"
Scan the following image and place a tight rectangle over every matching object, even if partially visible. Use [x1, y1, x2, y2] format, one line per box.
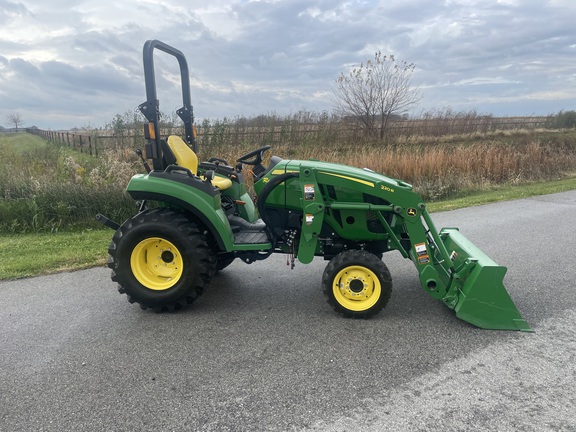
[98, 40, 531, 331]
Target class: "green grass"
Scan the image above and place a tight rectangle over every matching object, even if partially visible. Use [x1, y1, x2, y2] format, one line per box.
[1, 132, 94, 161]
[0, 229, 112, 280]
[427, 176, 576, 212]
[1, 177, 575, 281]
[0, 132, 47, 153]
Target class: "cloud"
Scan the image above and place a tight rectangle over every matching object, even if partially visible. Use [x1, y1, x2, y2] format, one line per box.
[1, 0, 575, 129]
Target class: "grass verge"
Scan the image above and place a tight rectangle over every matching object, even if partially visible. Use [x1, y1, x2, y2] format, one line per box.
[0, 229, 112, 280]
[1, 176, 575, 281]
[427, 176, 576, 212]
[0, 132, 47, 153]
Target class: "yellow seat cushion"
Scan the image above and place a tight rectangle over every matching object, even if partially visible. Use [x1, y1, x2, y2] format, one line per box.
[211, 176, 233, 190]
[166, 135, 232, 190]
[167, 135, 199, 173]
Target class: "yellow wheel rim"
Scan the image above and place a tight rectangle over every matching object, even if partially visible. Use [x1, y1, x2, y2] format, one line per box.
[332, 265, 381, 312]
[130, 237, 184, 291]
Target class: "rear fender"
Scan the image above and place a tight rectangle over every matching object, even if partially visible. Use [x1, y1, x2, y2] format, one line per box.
[126, 173, 235, 251]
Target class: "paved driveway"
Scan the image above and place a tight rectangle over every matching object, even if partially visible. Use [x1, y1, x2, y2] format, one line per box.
[1, 191, 575, 431]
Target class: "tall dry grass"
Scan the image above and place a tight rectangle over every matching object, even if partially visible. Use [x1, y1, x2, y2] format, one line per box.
[3, 109, 576, 232]
[251, 128, 576, 200]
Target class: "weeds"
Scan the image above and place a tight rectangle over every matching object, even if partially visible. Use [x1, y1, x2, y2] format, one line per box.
[3, 109, 576, 232]
[0, 138, 139, 233]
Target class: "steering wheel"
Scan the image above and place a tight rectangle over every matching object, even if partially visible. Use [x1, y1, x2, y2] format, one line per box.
[237, 145, 271, 166]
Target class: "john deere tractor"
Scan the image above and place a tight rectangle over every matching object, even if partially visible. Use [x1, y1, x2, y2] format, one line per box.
[98, 40, 531, 331]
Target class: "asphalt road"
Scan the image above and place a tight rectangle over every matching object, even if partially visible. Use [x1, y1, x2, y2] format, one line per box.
[1, 191, 575, 431]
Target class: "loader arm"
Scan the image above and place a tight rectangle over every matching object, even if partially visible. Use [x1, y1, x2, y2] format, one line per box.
[256, 159, 531, 331]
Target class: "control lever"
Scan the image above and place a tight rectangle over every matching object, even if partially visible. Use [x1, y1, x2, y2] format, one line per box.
[136, 148, 151, 173]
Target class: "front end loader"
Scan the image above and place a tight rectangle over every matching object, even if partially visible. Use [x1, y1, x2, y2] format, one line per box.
[98, 40, 531, 331]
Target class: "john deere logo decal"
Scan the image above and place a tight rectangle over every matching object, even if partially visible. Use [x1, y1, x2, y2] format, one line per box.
[407, 208, 417, 217]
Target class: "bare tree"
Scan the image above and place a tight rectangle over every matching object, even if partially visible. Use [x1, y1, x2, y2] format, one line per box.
[7, 112, 24, 131]
[333, 52, 420, 138]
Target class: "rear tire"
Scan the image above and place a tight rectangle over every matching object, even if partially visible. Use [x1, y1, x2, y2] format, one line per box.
[107, 208, 216, 312]
[322, 250, 392, 319]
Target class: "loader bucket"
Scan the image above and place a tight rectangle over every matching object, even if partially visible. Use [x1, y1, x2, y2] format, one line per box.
[440, 228, 532, 332]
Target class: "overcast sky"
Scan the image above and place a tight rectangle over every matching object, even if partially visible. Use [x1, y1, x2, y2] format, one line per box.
[1, 0, 575, 130]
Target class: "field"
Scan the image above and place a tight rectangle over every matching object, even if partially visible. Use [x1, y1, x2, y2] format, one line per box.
[0, 132, 136, 233]
[2, 115, 576, 279]
[3, 116, 576, 233]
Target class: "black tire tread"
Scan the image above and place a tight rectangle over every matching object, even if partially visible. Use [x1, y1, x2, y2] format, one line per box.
[107, 208, 216, 312]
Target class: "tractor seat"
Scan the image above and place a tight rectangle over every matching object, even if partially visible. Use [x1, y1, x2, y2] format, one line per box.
[166, 135, 232, 190]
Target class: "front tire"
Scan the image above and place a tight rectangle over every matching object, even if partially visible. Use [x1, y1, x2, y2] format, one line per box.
[107, 208, 216, 312]
[322, 250, 392, 319]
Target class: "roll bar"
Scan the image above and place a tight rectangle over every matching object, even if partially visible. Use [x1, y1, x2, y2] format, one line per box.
[138, 40, 197, 171]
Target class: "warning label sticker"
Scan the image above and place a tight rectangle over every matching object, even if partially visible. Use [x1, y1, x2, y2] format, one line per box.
[415, 242, 430, 265]
[415, 243, 427, 256]
[304, 184, 315, 200]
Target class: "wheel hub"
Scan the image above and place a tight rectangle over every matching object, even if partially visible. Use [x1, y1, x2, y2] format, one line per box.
[333, 265, 382, 311]
[349, 278, 365, 293]
[130, 237, 184, 291]
[161, 250, 175, 263]
[337, 268, 373, 301]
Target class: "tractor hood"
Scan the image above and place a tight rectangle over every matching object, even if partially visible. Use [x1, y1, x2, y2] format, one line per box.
[268, 159, 413, 194]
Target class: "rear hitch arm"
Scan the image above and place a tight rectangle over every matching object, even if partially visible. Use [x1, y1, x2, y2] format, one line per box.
[96, 213, 120, 231]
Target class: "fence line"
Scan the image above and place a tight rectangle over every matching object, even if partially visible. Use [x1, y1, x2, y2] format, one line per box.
[24, 116, 554, 157]
[27, 129, 97, 156]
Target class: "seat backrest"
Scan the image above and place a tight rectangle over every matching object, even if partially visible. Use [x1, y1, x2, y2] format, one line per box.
[166, 135, 198, 174]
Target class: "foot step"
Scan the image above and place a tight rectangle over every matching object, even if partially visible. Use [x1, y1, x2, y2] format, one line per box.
[234, 231, 269, 245]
